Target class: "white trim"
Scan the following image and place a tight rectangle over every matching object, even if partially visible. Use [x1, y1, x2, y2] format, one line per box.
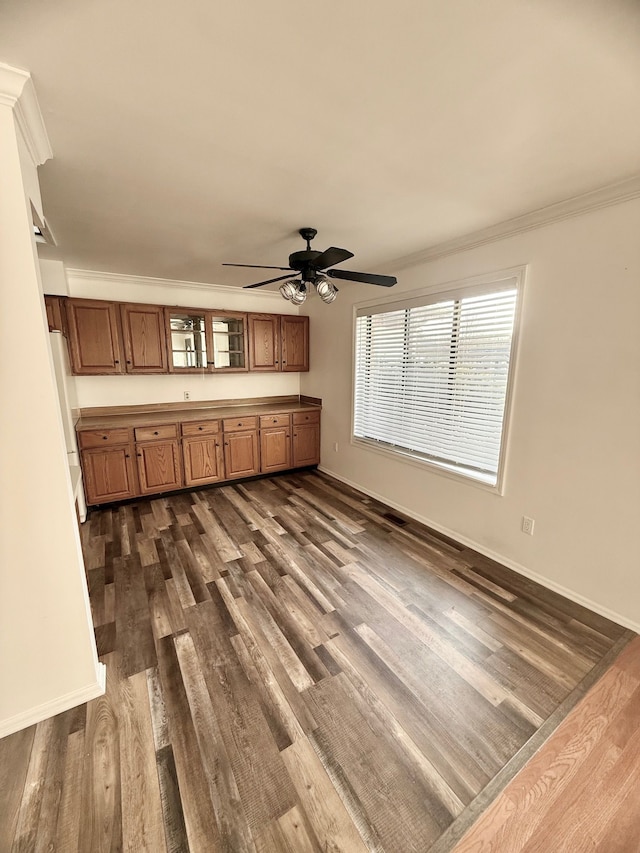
[0, 62, 52, 166]
[0, 662, 106, 739]
[318, 467, 640, 635]
[382, 175, 640, 270]
[66, 267, 286, 298]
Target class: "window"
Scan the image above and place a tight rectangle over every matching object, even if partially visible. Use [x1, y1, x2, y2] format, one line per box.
[353, 271, 521, 488]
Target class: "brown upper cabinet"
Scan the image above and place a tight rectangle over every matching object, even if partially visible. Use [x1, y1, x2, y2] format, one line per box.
[281, 315, 309, 372]
[120, 304, 168, 373]
[165, 308, 248, 373]
[248, 313, 309, 372]
[61, 296, 308, 376]
[44, 295, 67, 334]
[66, 298, 124, 375]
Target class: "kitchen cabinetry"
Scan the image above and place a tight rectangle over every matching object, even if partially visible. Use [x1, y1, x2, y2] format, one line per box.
[120, 303, 167, 373]
[182, 420, 225, 486]
[44, 295, 66, 333]
[166, 309, 248, 373]
[134, 424, 183, 495]
[292, 410, 320, 467]
[222, 416, 260, 479]
[260, 414, 291, 473]
[248, 314, 280, 371]
[66, 298, 124, 375]
[77, 401, 320, 505]
[56, 296, 308, 376]
[78, 429, 137, 503]
[281, 316, 309, 372]
[248, 314, 310, 372]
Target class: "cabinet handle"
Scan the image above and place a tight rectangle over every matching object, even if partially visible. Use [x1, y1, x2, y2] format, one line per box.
[153, 431, 159, 435]
[275, 360, 279, 364]
[224, 442, 229, 446]
[125, 454, 130, 458]
[137, 453, 142, 457]
[237, 422, 242, 426]
[126, 360, 131, 364]
[102, 435, 108, 440]
[114, 360, 120, 364]
[198, 426, 203, 430]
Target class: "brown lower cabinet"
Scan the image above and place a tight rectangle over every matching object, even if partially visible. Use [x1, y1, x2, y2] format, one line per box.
[292, 410, 321, 467]
[183, 435, 225, 486]
[260, 413, 292, 473]
[79, 407, 320, 505]
[223, 430, 260, 479]
[81, 446, 137, 503]
[136, 439, 183, 495]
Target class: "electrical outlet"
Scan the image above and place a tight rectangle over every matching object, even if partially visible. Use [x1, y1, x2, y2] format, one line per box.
[183, 391, 190, 401]
[522, 516, 535, 535]
[333, 442, 339, 452]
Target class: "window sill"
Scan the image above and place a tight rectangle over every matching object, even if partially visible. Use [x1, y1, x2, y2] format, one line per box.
[351, 436, 504, 495]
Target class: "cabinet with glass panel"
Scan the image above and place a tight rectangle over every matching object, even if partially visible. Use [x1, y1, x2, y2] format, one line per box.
[165, 309, 248, 373]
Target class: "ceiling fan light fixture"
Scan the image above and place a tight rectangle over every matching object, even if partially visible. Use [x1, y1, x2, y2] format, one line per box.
[289, 282, 307, 305]
[280, 279, 307, 304]
[314, 275, 338, 304]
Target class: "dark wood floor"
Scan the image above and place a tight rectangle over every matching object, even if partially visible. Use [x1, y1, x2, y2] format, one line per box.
[0, 471, 633, 852]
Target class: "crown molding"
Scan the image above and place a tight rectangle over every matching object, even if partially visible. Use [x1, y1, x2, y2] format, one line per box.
[65, 267, 285, 298]
[386, 175, 640, 271]
[0, 62, 52, 166]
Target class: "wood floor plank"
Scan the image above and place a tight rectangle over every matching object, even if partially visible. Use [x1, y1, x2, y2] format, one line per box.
[0, 724, 34, 852]
[0, 471, 634, 852]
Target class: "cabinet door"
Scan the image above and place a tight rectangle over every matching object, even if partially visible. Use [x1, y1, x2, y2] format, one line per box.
[120, 304, 168, 373]
[82, 447, 137, 504]
[183, 436, 225, 486]
[260, 426, 291, 473]
[223, 431, 260, 478]
[292, 423, 320, 467]
[166, 309, 210, 373]
[248, 314, 280, 371]
[44, 295, 66, 334]
[136, 440, 183, 494]
[210, 312, 248, 372]
[66, 299, 124, 375]
[281, 315, 309, 372]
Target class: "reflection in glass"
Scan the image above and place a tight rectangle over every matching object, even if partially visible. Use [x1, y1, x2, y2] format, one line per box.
[211, 315, 245, 369]
[169, 312, 207, 369]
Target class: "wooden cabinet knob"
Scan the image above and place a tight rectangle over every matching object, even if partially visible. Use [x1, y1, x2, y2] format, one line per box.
[153, 431, 159, 435]
[198, 426, 203, 430]
[102, 435, 108, 440]
[114, 360, 120, 364]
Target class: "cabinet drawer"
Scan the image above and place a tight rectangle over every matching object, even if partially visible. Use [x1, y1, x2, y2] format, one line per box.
[292, 410, 320, 425]
[78, 428, 130, 449]
[181, 419, 220, 436]
[134, 424, 178, 442]
[223, 416, 258, 432]
[259, 413, 291, 429]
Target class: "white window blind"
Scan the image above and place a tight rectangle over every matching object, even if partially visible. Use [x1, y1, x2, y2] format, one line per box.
[354, 283, 518, 486]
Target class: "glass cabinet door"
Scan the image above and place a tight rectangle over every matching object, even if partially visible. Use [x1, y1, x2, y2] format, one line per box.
[210, 312, 248, 371]
[167, 310, 208, 371]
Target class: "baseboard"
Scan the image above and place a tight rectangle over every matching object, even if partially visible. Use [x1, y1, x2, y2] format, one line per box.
[0, 662, 106, 739]
[318, 466, 640, 635]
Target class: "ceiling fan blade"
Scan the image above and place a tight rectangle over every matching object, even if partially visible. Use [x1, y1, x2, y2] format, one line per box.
[312, 247, 354, 269]
[223, 263, 293, 271]
[243, 274, 297, 289]
[327, 269, 397, 287]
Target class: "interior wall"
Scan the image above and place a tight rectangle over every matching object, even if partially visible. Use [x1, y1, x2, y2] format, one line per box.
[0, 107, 103, 736]
[301, 198, 640, 630]
[62, 270, 302, 408]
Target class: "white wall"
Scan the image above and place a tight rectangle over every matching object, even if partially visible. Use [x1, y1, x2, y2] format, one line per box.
[62, 270, 302, 408]
[0, 89, 103, 737]
[301, 198, 640, 630]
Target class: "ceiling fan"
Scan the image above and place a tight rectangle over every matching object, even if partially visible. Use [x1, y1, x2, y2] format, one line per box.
[223, 228, 397, 305]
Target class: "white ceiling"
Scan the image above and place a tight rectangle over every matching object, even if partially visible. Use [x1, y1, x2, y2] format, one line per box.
[2, 0, 640, 287]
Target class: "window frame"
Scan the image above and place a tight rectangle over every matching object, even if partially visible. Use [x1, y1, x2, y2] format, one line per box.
[350, 265, 526, 495]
